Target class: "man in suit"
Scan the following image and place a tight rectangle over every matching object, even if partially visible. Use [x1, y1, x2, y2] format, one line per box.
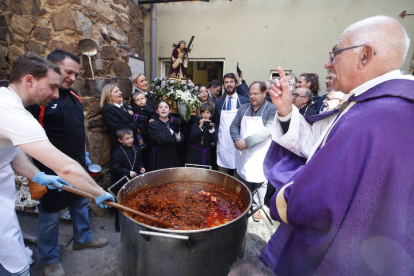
[213, 73, 249, 175]
[316, 71, 336, 113]
[207, 80, 221, 102]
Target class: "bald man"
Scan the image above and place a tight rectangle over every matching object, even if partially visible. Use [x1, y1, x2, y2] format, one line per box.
[320, 90, 344, 113]
[261, 16, 414, 275]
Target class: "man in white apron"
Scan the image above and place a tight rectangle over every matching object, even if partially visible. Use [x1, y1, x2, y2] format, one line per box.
[230, 81, 276, 222]
[0, 53, 115, 275]
[213, 73, 249, 175]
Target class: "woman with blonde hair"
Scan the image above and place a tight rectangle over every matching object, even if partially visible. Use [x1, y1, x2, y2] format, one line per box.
[100, 83, 138, 154]
[130, 73, 155, 109]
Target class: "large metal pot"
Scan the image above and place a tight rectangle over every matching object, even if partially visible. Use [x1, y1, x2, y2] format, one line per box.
[117, 167, 252, 276]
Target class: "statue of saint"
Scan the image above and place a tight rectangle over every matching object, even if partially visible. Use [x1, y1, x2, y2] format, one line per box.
[168, 40, 191, 81]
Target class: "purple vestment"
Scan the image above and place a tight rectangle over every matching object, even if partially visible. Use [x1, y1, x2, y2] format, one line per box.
[261, 79, 414, 275]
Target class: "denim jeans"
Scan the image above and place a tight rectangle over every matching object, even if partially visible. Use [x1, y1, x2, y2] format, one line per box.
[0, 264, 29, 276]
[37, 196, 93, 265]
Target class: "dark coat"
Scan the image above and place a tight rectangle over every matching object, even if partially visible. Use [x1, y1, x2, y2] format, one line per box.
[185, 119, 218, 166]
[130, 89, 156, 110]
[213, 94, 249, 131]
[147, 118, 182, 171]
[315, 94, 327, 113]
[111, 144, 144, 181]
[236, 80, 249, 97]
[101, 104, 138, 152]
[26, 88, 85, 212]
[299, 104, 318, 116]
[131, 104, 157, 138]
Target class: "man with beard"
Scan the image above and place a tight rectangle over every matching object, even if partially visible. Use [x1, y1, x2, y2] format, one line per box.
[261, 16, 414, 275]
[213, 73, 249, 175]
[27, 49, 109, 276]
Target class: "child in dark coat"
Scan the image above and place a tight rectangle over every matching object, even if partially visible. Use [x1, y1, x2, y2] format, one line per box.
[111, 127, 146, 181]
[147, 100, 183, 171]
[185, 103, 217, 166]
[129, 91, 157, 147]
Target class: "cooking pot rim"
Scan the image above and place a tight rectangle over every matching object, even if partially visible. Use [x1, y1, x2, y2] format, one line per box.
[117, 168, 252, 233]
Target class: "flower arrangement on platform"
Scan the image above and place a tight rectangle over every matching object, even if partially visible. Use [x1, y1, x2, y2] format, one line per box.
[150, 76, 201, 122]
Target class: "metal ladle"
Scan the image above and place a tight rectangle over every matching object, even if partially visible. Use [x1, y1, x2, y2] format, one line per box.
[78, 39, 98, 80]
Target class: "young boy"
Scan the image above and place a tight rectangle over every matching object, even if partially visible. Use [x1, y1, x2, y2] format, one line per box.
[111, 127, 146, 181]
[185, 103, 217, 166]
[128, 91, 157, 147]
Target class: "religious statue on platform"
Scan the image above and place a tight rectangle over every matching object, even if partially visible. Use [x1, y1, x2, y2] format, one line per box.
[168, 37, 194, 81]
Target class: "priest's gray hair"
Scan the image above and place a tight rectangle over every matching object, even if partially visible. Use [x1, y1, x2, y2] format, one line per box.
[346, 16, 410, 66]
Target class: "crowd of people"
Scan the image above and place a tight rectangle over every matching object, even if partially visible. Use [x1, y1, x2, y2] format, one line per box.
[0, 14, 413, 276]
[98, 65, 345, 223]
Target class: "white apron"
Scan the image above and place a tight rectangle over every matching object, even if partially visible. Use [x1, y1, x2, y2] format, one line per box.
[0, 146, 29, 273]
[237, 103, 271, 183]
[217, 98, 240, 169]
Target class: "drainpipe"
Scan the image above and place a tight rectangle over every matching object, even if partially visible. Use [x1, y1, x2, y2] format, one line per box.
[150, 4, 157, 81]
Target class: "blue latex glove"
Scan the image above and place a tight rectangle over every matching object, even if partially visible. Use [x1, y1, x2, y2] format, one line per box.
[32, 172, 72, 191]
[94, 192, 115, 208]
[85, 152, 92, 166]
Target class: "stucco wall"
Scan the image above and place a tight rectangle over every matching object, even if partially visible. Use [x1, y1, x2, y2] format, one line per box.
[144, 0, 414, 94]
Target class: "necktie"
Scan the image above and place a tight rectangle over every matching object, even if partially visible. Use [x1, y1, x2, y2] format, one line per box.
[226, 96, 232, 110]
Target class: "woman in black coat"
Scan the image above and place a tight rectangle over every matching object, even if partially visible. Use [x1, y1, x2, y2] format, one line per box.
[100, 83, 138, 154]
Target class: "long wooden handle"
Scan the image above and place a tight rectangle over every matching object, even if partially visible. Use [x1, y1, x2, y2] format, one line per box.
[88, 55, 95, 80]
[58, 185, 175, 228]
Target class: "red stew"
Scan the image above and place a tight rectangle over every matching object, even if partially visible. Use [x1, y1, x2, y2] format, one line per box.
[122, 181, 247, 230]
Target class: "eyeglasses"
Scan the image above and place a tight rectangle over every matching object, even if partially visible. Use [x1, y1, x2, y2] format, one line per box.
[248, 92, 263, 97]
[329, 44, 366, 63]
[325, 96, 342, 101]
[292, 93, 308, 99]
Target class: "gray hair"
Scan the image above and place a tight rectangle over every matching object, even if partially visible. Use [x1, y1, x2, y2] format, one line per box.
[346, 16, 410, 68]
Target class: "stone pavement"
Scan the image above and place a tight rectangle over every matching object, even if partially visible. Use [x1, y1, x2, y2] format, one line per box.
[18, 205, 279, 276]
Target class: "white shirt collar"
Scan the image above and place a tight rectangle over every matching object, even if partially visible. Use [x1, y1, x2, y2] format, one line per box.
[225, 92, 238, 100]
[113, 102, 124, 108]
[347, 70, 414, 100]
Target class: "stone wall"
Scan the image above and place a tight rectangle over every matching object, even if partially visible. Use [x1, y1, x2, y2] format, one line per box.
[1, 0, 145, 187]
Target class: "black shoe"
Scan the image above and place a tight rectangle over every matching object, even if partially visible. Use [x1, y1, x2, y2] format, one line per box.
[139, 142, 147, 149]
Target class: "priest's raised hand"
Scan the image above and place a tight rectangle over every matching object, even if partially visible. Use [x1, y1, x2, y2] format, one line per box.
[269, 67, 294, 117]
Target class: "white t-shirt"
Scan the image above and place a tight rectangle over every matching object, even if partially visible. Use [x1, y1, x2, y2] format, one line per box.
[0, 87, 47, 149]
[0, 86, 47, 273]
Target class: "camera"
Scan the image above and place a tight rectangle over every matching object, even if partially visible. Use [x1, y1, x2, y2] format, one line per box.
[203, 120, 211, 128]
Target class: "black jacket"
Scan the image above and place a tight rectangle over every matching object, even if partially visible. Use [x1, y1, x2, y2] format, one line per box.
[131, 104, 157, 137]
[111, 144, 144, 181]
[27, 88, 85, 212]
[101, 104, 138, 152]
[213, 94, 250, 132]
[147, 118, 182, 171]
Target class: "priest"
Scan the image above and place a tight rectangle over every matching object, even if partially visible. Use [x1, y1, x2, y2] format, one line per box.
[260, 15, 414, 275]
